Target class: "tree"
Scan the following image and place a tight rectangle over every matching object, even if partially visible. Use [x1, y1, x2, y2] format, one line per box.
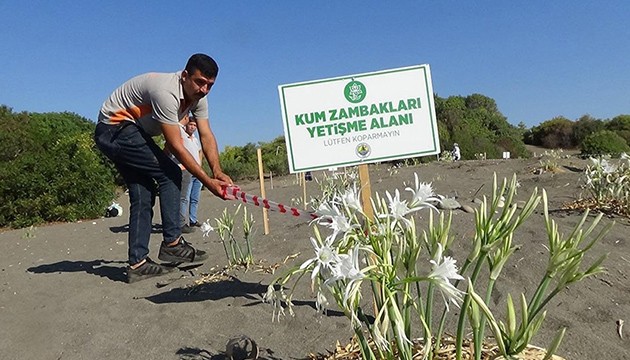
[434, 94, 530, 159]
[465, 93, 499, 113]
[572, 114, 604, 145]
[528, 116, 575, 148]
[0, 106, 34, 162]
[435, 95, 466, 133]
[605, 115, 630, 145]
[260, 136, 289, 176]
[219, 143, 258, 180]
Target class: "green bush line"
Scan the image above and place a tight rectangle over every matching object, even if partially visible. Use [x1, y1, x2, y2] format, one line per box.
[1, 98, 628, 229]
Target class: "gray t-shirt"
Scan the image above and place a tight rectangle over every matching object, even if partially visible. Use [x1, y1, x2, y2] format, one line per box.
[98, 71, 209, 136]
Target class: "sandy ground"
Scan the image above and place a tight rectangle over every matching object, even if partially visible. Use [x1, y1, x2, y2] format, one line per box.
[1, 155, 629, 360]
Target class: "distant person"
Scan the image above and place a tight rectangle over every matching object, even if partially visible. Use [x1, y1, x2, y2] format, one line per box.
[94, 53, 233, 283]
[185, 115, 204, 228]
[452, 143, 461, 161]
[168, 116, 203, 233]
[188, 169, 203, 227]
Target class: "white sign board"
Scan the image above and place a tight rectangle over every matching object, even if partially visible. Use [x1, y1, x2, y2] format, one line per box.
[278, 65, 440, 173]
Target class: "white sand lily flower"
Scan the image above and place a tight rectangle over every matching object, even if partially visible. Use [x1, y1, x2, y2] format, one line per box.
[390, 305, 412, 345]
[316, 290, 329, 314]
[326, 246, 366, 304]
[315, 202, 342, 219]
[263, 284, 278, 307]
[300, 235, 341, 286]
[315, 202, 358, 238]
[328, 246, 365, 283]
[589, 157, 602, 166]
[327, 213, 360, 239]
[340, 252, 366, 304]
[602, 162, 617, 174]
[371, 323, 391, 352]
[379, 189, 421, 228]
[405, 173, 440, 209]
[200, 220, 214, 237]
[428, 244, 465, 311]
[313, 202, 342, 227]
[338, 184, 362, 212]
[263, 284, 286, 322]
[590, 157, 617, 174]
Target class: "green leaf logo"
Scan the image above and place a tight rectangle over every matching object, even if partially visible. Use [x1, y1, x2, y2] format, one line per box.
[344, 80, 366, 103]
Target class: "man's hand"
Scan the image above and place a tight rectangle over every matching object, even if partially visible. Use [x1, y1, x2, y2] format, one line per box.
[214, 171, 233, 185]
[206, 179, 237, 200]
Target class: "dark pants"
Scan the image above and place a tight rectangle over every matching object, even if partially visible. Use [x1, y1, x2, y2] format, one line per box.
[94, 122, 182, 265]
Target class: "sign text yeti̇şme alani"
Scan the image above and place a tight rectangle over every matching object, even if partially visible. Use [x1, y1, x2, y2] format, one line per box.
[279, 65, 440, 172]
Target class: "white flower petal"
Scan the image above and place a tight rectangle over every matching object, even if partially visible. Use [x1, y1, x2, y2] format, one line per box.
[200, 220, 214, 237]
[428, 248, 465, 311]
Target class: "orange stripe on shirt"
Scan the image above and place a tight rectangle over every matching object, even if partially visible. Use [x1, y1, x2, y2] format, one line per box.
[109, 104, 152, 122]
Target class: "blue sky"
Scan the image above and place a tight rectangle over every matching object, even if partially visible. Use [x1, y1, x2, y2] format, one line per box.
[1, 1, 628, 149]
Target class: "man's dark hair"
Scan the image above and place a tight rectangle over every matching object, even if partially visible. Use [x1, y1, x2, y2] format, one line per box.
[185, 53, 219, 78]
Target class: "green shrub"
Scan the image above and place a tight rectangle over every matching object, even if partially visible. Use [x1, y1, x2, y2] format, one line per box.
[495, 135, 531, 158]
[219, 156, 258, 181]
[572, 115, 604, 145]
[527, 116, 576, 148]
[0, 132, 116, 228]
[580, 130, 630, 157]
[260, 136, 290, 176]
[605, 115, 630, 145]
[451, 119, 500, 159]
[0, 108, 117, 228]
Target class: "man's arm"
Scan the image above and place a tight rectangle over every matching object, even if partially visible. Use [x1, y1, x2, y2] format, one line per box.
[161, 123, 229, 198]
[195, 118, 233, 184]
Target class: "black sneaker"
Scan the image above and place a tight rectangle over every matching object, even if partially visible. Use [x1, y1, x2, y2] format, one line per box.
[181, 225, 196, 234]
[127, 258, 174, 284]
[190, 221, 202, 227]
[158, 237, 208, 263]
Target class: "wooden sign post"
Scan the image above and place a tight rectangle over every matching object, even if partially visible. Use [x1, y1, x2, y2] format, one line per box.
[358, 164, 373, 220]
[302, 172, 308, 210]
[256, 148, 270, 235]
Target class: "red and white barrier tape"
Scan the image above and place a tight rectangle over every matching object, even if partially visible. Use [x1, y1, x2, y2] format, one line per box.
[223, 185, 318, 223]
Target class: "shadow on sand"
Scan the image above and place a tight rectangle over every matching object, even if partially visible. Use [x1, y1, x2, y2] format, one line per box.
[146, 276, 269, 304]
[109, 223, 163, 234]
[175, 346, 286, 360]
[27, 259, 127, 282]
[146, 276, 346, 318]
